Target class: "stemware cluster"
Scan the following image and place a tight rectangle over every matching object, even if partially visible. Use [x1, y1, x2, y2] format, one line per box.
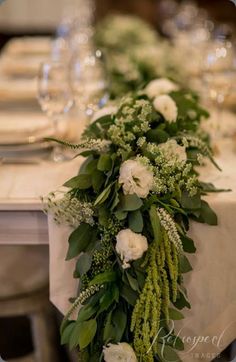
[37, 0, 108, 161]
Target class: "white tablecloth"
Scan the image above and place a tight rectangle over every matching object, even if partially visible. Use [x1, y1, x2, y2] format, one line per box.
[48, 137, 236, 361]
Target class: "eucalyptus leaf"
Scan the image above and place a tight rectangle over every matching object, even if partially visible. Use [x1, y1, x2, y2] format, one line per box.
[181, 190, 201, 210]
[61, 322, 76, 345]
[179, 254, 192, 273]
[118, 194, 143, 211]
[64, 174, 92, 189]
[128, 210, 143, 232]
[94, 183, 113, 206]
[66, 223, 96, 260]
[70, 319, 97, 350]
[89, 271, 117, 285]
[75, 253, 92, 277]
[97, 154, 112, 171]
[169, 308, 184, 320]
[92, 170, 105, 192]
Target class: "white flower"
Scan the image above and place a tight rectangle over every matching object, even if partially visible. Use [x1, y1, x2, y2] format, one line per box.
[119, 160, 153, 198]
[153, 94, 178, 123]
[159, 139, 187, 163]
[145, 78, 178, 99]
[103, 343, 137, 362]
[91, 105, 117, 123]
[116, 229, 148, 269]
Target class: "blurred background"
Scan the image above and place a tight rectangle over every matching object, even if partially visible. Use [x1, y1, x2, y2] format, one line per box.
[0, 0, 236, 48]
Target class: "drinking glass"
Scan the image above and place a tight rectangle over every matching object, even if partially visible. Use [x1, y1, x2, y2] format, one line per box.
[38, 61, 74, 161]
[70, 49, 109, 119]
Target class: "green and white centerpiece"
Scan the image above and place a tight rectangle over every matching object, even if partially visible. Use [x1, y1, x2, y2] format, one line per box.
[46, 78, 220, 362]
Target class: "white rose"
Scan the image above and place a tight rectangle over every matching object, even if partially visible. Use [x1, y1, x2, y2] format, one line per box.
[103, 343, 137, 362]
[145, 78, 179, 99]
[119, 160, 153, 198]
[153, 94, 178, 123]
[91, 105, 117, 123]
[116, 229, 148, 269]
[159, 139, 187, 163]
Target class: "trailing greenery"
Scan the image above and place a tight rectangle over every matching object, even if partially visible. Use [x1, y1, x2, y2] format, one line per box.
[47, 82, 220, 361]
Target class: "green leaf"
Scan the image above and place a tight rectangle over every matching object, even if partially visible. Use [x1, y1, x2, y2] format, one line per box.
[169, 308, 184, 320]
[114, 210, 128, 221]
[64, 174, 92, 189]
[77, 304, 97, 323]
[70, 319, 97, 350]
[128, 210, 143, 232]
[119, 194, 143, 211]
[146, 128, 169, 143]
[92, 170, 105, 192]
[112, 309, 127, 342]
[80, 156, 97, 174]
[97, 154, 112, 171]
[61, 322, 76, 345]
[126, 271, 139, 291]
[181, 190, 201, 210]
[89, 271, 117, 285]
[66, 223, 96, 260]
[75, 253, 92, 277]
[181, 235, 196, 253]
[120, 284, 138, 306]
[103, 308, 127, 343]
[157, 344, 182, 362]
[98, 285, 119, 314]
[94, 183, 113, 206]
[173, 290, 191, 310]
[199, 200, 218, 225]
[98, 207, 110, 227]
[149, 205, 162, 245]
[179, 254, 192, 273]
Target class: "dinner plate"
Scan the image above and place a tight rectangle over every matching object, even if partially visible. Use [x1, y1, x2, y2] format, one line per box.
[0, 112, 54, 145]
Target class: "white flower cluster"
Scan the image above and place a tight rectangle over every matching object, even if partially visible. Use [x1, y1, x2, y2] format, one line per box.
[103, 342, 137, 362]
[158, 139, 187, 164]
[145, 78, 179, 123]
[157, 207, 183, 252]
[116, 229, 148, 269]
[44, 193, 94, 227]
[119, 159, 153, 198]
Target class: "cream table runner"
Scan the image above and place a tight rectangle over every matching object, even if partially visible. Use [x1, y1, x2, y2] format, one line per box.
[48, 137, 236, 361]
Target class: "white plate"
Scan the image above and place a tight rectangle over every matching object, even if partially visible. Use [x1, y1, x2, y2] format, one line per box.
[0, 112, 54, 144]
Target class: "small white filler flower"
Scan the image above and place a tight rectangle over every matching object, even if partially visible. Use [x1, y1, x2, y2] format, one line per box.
[159, 139, 187, 163]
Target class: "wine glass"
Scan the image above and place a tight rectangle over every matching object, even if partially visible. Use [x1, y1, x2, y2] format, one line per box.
[70, 49, 109, 120]
[202, 39, 236, 140]
[38, 61, 74, 161]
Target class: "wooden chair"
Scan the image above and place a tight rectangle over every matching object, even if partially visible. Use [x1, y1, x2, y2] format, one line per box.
[0, 245, 58, 362]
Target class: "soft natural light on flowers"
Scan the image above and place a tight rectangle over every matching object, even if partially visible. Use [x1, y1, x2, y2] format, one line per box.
[103, 343, 138, 362]
[116, 229, 148, 269]
[119, 159, 153, 198]
[159, 139, 187, 163]
[91, 105, 118, 123]
[153, 94, 178, 123]
[145, 78, 178, 99]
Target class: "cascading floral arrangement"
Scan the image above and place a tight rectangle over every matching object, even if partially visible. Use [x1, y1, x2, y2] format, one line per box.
[46, 77, 221, 362]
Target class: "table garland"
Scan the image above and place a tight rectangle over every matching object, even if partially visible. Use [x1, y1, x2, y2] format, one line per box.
[46, 75, 222, 361]
[43, 13, 225, 362]
[95, 15, 183, 98]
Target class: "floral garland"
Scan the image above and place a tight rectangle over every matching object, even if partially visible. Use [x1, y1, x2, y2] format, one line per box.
[46, 76, 221, 361]
[95, 15, 182, 98]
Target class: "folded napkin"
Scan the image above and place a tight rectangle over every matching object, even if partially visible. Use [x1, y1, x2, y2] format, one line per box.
[3, 36, 52, 57]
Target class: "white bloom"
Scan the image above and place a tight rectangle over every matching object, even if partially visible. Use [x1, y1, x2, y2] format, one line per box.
[153, 94, 178, 123]
[116, 229, 148, 269]
[159, 139, 187, 163]
[145, 78, 178, 99]
[103, 343, 137, 362]
[119, 160, 153, 198]
[91, 105, 117, 123]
